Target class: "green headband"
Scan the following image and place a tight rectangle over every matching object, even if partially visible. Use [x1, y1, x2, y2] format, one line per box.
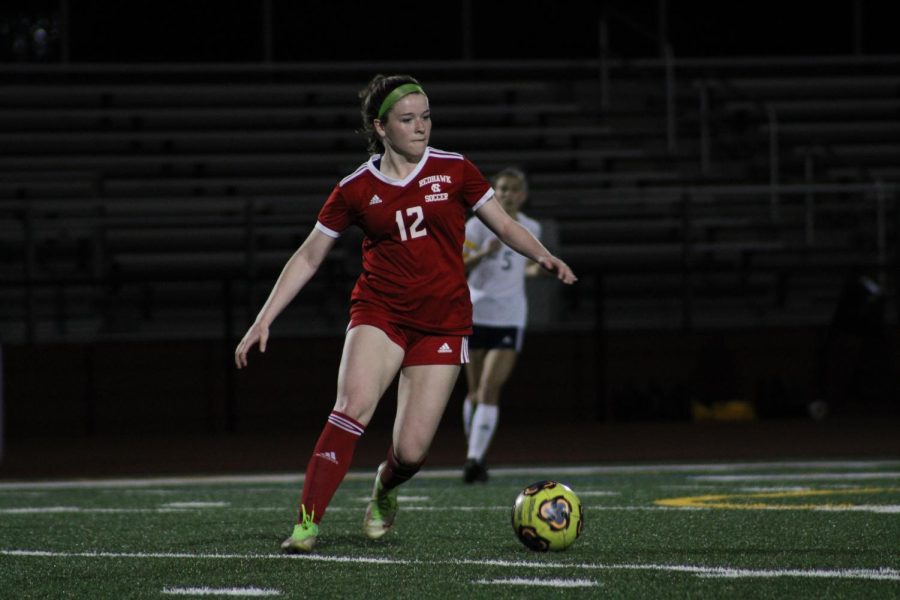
[377, 83, 426, 119]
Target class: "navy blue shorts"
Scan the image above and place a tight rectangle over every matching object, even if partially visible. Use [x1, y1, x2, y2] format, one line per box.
[468, 325, 523, 352]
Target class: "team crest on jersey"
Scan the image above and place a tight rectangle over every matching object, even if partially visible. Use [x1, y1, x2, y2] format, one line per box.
[418, 174, 452, 187]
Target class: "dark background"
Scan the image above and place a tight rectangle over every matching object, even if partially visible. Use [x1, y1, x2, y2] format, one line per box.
[3, 0, 900, 63]
[1, 0, 898, 476]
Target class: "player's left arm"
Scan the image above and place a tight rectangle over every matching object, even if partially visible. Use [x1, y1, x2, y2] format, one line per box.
[475, 197, 577, 284]
[523, 219, 543, 278]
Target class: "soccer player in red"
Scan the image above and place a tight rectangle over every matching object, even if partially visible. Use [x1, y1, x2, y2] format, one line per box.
[234, 74, 577, 553]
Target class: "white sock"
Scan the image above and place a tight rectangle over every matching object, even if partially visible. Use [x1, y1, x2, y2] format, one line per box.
[467, 404, 499, 461]
[463, 398, 474, 439]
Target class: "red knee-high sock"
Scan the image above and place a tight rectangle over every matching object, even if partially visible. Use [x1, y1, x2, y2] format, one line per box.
[379, 444, 425, 492]
[299, 410, 365, 524]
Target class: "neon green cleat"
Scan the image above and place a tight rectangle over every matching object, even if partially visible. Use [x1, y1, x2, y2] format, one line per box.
[281, 506, 318, 553]
[363, 461, 398, 540]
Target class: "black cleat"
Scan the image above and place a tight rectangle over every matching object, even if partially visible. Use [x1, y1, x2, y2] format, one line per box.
[462, 458, 489, 483]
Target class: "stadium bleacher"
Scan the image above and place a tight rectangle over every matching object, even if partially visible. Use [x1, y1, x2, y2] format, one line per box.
[1, 58, 898, 343]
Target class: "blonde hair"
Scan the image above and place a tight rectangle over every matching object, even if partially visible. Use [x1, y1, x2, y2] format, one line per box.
[492, 166, 528, 192]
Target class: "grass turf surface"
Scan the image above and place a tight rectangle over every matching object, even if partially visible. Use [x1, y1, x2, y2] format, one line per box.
[1, 460, 898, 599]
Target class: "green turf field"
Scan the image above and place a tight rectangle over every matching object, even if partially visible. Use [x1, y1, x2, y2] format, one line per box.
[1, 460, 898, 598]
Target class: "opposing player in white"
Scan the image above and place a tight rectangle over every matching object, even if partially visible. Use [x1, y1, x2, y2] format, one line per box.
[462, 167, 542, 482]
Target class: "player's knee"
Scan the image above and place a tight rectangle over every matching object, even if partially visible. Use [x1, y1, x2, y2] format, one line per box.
[333, 396, 376, 425]
[479, 385, 503, 405]
[394, 436, 429, 465]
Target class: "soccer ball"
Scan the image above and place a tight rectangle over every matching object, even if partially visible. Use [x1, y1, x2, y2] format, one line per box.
[511, 480, 583, 551]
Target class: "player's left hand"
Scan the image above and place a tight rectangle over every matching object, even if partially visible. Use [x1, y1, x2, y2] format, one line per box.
[537, 255, 578, 284]
[234, 321, 270, 368]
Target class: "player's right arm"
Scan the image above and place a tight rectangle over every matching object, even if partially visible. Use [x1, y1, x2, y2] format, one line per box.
[235, 227, 337, 368]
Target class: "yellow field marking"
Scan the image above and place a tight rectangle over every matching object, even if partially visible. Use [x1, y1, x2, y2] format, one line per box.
[656, 487, 900, 510]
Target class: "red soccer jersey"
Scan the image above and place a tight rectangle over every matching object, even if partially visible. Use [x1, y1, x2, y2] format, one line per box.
[316, 147, 493, 335]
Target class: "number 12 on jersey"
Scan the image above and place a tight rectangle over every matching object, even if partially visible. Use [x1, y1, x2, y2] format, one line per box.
[395, 206, 427, 241]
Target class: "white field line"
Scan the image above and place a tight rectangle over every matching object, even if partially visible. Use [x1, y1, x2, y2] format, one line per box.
[0, 474, 303, 491]
[0, 506, 193, 514]
[353, 495, 430, 503]
[2, 460, 899, 490]
[815, 505, 900, 513]
[474, 577, 599, 588]
[3, 549, 898, 581]
[398, 505, 678, 512]
[4, 502, 899, 515]
[456, 559, 900, 582]
[738, 486, 814, 492]
[162, 587, 281, 597]
[693, 472, 900, 482]
[1, 549, 407, 565]
[692, 567, 900, 580]
[0, 504, 717, 515]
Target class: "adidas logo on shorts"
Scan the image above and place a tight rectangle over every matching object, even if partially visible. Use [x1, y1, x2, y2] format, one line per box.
[437, 342, 453, 354]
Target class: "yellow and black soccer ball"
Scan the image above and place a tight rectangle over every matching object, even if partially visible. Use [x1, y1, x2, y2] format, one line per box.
[511, 480, 584, 551]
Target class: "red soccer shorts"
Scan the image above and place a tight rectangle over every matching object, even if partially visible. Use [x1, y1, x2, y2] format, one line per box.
[348, 310, 469, 367]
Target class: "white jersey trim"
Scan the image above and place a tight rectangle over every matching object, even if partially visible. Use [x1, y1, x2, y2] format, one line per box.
[339, 162, 370, 187]
[365, 147, 431, 187]
[342, 147, 464, 190]
[428, 148, 464, 160]
[471, 188, 495, 212]
[315, 221, 341, 238]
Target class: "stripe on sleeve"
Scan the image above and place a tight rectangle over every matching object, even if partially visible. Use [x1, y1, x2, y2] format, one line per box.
[315, 221, 341, 239]
[427, 148, 463, 160]
[471, 189, 494, 212]
[339, 162, 370, 186]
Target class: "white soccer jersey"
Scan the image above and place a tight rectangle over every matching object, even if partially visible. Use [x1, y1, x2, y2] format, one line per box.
[464, 212, 541, 328]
